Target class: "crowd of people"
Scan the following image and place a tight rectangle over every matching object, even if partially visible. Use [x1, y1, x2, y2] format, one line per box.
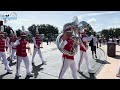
[97, 37, 120, 46]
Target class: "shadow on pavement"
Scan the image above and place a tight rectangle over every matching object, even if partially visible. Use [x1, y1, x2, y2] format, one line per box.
[95, 59, 110, 64]
[0, 72, 12, 79]
[79, 72, 89, 79]
[116, 51, 120, 52]
[31, 63, 44, 78]
[112, 55, 120, 59]
[78, 72, 96, 79]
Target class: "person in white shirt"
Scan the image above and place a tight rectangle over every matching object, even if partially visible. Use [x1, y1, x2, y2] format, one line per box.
[90, 32, 98, 59]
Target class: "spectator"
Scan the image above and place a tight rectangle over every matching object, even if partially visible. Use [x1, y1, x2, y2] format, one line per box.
[49, 37, 51, 44]
[46, 37, 49, 45]
[90, 33, 98, 59]
[103, 38, 105, 44]
[99, 38, 102, 47]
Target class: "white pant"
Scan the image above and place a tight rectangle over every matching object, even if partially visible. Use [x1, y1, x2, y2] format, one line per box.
[8, 45, 12, 55]
[59, 58, 78, 79]
[32, 48, 44, 62]
[10, 49, 16, 60]
[0, 52, 11, 71]
[9, 43, 15, 56]
[16, 56, 31, 76]
[78, 50, 92, 70]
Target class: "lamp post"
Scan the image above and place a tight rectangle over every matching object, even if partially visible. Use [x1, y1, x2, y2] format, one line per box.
[112, 29, 115, 42]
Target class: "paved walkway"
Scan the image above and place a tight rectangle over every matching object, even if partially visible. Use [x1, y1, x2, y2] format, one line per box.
[0, 41, 106, 79]
[4, 42, 57, 57]
[96, 44, 120, 79]
[28, 42, 57, 56]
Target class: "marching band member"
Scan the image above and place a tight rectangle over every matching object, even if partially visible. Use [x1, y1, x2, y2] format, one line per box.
[32, 27, 46, 65]
[59, 25, 78, 79]
[7, 30, 17, 61]
[0, 28, 12, 74]
[78, 29, 94, 73]
[13, 27, 33, 78]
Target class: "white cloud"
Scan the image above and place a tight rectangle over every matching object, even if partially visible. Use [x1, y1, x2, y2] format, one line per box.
[78, 11, 119, 20]
[89, 24, 104, 32]
[87, 18, 96, 24]
[86, 11, 118, 16]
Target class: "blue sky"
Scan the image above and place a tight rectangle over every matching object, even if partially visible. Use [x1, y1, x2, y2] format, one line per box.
[0, 11, 120, 33]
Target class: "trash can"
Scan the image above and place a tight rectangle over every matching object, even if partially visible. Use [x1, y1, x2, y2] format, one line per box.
[107, 42, 116, 57]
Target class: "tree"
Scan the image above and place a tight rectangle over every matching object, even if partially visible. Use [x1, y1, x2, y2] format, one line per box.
[86, 26, 94, 36]
[28, 24, 36, 37]
[16, 29, 22, 37]
[28, 24, 59, 40]
[101, 29, 109, 38]
[100, 27, 120, 39]
[1, 25, 14, 37]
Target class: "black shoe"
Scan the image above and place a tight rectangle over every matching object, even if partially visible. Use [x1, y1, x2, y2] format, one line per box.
[32, 61, 35, 64]
[7, 57, 11, 61]
[11, 59, 14, 61]
[15, 75, 21, 79]
[42, 61, 47, 65]
[95, 55, 97, 58]
[15, 75, 21, 77]
[7, 71, 12, 74]
[26, 74, 33, 77]
[77, 70, 83, 73]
